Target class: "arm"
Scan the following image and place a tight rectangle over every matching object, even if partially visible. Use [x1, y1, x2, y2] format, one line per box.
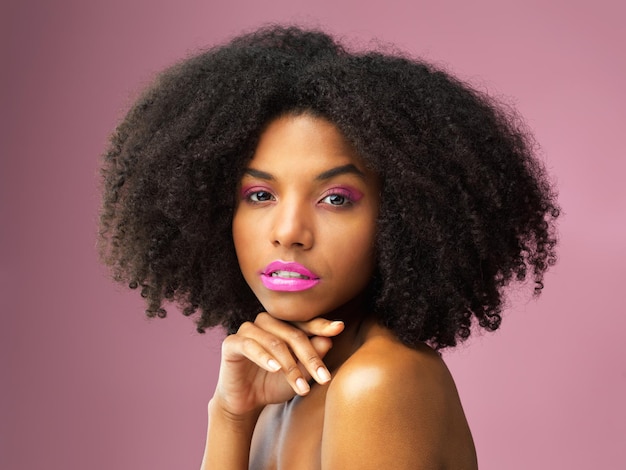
[200, 398, 261, 470]
[200, 314, 344, 469]
[321, 341, 476, 469]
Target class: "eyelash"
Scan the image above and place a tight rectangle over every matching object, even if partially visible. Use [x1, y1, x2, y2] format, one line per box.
[319, 188, 355, 207]
[242, 187, 357, 207]
[244, 188, 275, 203]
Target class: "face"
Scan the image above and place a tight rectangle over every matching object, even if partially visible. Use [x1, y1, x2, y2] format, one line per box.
[232, 114, 380, 322]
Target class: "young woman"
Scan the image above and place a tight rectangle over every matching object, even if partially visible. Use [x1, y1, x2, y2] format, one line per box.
[99, 26, 559, 469]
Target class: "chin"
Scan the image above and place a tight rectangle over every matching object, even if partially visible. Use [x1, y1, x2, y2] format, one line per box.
[259, 298, 358, 324]
[261, 305, 324, 323]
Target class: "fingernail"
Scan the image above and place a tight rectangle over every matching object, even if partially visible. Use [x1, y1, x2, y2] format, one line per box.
[268, 359, 280, 371]
[296, 378, 310, 394]
[317, 367, 331, 383]
[330, 321, 344, 328]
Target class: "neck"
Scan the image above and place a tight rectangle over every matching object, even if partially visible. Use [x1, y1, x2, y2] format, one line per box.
[321, 299, 376, 373]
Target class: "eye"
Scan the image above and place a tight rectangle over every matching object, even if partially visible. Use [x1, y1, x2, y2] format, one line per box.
[319, 188, 359, 207]
[248, 190, 274, 203]
[241, 186, 276, 204]
[321, 193, 348, 206]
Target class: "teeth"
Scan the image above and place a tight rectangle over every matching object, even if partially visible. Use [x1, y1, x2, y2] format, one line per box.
[271, 270, 310, 279]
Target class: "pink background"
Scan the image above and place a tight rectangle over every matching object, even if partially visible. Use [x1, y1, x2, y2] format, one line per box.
[2, 0, 625, 468]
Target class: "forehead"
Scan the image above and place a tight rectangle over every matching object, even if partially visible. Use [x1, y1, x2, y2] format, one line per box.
[249, 114, 365, 173]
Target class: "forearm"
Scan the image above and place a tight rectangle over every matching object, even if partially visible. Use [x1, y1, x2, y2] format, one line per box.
[200, 398, 262, 470]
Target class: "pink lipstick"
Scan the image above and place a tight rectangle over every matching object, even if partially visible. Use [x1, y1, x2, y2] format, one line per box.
[260, 261, 320, 292]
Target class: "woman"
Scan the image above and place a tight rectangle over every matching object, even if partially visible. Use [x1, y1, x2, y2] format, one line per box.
[99, 26, 559, 469]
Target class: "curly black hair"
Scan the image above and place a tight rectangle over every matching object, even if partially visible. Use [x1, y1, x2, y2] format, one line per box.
[99, 25, 559, 349]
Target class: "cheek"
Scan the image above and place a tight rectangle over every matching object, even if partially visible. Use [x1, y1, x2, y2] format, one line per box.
[335, 220, 377, 275]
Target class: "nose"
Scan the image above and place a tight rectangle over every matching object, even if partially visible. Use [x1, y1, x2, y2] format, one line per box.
[271, 199, 314, 250]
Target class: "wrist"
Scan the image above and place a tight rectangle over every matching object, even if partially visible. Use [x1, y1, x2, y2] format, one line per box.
[208, 397, 263, 430]
[202, 399, 262, 470]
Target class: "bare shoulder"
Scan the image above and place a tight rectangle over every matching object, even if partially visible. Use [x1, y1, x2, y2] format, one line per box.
[327, 331, 460, 433]
[321, 326, 477, 469]
[331, 330, 452, 399]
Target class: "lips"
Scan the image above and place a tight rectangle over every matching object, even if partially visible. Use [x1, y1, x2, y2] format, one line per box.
[260, 261, 320, 292]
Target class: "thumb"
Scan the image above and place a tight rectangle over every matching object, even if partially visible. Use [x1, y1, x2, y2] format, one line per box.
[310, 335, 333, 360]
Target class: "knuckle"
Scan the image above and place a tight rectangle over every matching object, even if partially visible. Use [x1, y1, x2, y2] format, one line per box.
[221, 335, 234, 351]
[268, 338, 287, 353]
[221, 334, 242, 354]
[306, 354, 321, 366]
[287, 329, 306, 342]
[237, 321, 252, 334]
[240, 337, 256, 353]
[284, 363, 301, 377]
[255, 312, 270, 323]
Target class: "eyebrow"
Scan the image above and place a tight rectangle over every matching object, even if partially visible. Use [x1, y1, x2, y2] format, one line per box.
[315, 164, 365, 181]
[243, 164, 366, 181]
[243, 168, 275, 180]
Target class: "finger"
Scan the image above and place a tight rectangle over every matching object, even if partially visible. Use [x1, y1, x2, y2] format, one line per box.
[296, 336, 334, 384]
[238, 320, 314, 395]
[310, 335, 333, 359]
[291, 317, 345, 337]
[221, 332, 282, 373]
[254, 314, 333, 386]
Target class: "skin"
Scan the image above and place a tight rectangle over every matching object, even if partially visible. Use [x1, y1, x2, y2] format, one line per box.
[201, 114, 478, 469]
[232, 113, 380, 326]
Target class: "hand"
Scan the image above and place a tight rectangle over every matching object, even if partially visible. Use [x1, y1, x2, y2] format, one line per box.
[213, 313, 344, 417]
